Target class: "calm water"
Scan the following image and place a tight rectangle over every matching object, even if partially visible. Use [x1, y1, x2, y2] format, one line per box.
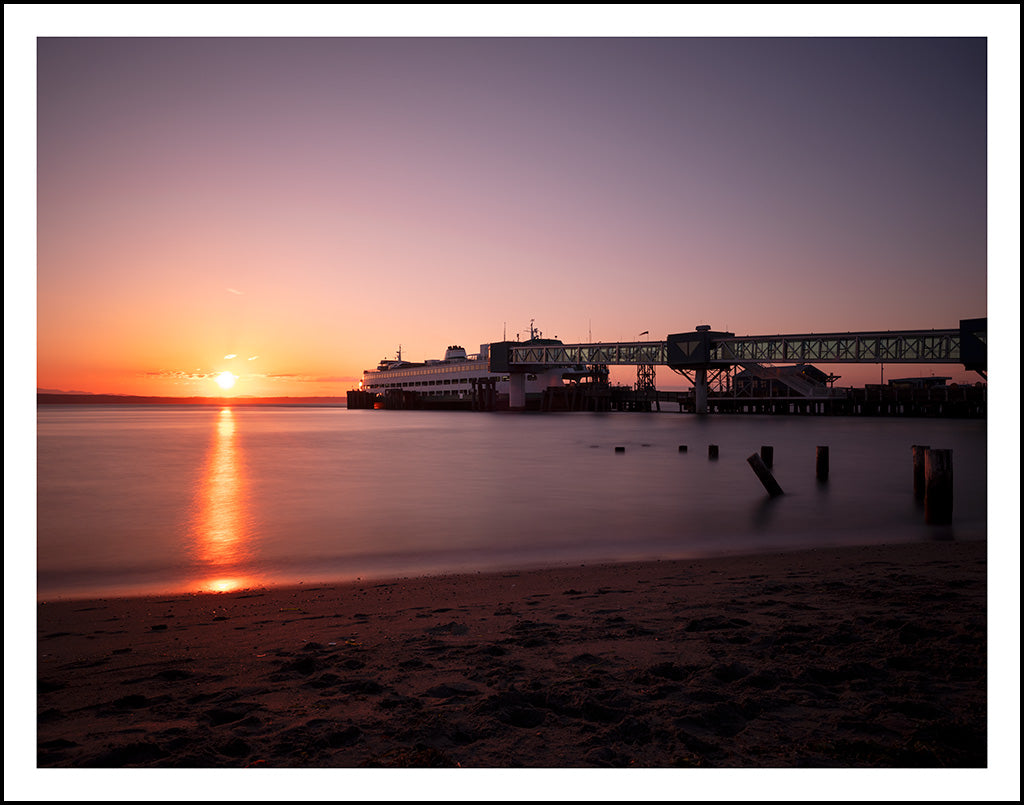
[36, 406, 987, 599]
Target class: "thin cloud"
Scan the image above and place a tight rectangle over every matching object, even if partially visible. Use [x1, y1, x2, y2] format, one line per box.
[144, 369, 216, 380]
[313, 376, 360, 383]
[226, 288, 243, 295]
[259, 373, 359, 383]
[224, 354, 237, 359]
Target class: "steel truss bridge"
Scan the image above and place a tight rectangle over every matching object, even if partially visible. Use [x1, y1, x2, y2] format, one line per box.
[493, 318, 986, 413]
[504, 321, 985, 371]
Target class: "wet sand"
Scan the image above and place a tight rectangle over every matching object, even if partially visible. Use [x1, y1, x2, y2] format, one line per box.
[34, 540, 991, 779]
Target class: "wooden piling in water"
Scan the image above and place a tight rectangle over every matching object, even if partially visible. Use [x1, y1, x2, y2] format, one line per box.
[614, 446, 625, 453]
[678, 445, 688, 453]
[747, 453, 784, 497]
[924, 448, 953, 525]
[760, 445, 773, 468]
[912, 445, 930, 501]
[708, 444, 719, 459]
[816, 446, 829, 481]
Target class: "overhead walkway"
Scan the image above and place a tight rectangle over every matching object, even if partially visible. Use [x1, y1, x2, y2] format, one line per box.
[493, 318, 986, 413]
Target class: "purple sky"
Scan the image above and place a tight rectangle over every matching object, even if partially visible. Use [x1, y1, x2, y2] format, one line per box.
[32, 33, 992, 393]
[7, 8, 1021, 801]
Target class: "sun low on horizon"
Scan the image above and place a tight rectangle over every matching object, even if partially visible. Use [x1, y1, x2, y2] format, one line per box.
[215, 371, 237, 391]
[31, 37, 990, 399]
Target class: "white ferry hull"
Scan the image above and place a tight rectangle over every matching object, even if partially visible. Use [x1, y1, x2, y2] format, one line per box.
[355, 337, 583, 410]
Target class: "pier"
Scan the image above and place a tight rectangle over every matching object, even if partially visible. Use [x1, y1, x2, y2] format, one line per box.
[349, 318, 986, 417]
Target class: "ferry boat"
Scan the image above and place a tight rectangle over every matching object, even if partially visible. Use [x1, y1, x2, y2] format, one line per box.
[354, 324, 590, 409]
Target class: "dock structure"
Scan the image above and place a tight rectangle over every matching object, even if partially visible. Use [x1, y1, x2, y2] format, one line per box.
[350, 318, 986, 416]
[493, 319, 986, 414]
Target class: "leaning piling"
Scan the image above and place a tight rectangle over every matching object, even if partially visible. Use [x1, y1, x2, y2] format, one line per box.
[747, 453, 784, 497]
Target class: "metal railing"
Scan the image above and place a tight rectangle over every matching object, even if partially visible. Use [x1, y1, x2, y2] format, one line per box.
[508, 330, 965, 367]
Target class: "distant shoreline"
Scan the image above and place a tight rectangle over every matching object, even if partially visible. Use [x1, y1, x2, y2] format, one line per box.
[36, 393, 348, 406]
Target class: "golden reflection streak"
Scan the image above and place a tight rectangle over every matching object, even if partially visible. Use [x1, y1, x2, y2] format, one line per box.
[189, 408, 257, 593]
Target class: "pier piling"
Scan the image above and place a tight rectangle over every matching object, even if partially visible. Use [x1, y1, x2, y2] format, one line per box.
[708, 444, 719, 459]
[912, 445, 930, 502]
[760, 445, 774, 468]
[924, 449, 953, 525]
[816, 446, 829, 481]
[747, 453, 784, 497]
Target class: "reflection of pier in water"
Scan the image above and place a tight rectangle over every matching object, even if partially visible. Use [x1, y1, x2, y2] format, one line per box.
[189, 408, 256, 592]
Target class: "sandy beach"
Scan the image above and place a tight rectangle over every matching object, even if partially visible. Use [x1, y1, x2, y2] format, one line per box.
[35, 540, 990, 775]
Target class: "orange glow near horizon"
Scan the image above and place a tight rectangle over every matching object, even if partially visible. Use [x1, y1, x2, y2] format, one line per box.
[215, 371, 237, 390]
[33, 38, 988, 398]
[189, 408, 257, 593]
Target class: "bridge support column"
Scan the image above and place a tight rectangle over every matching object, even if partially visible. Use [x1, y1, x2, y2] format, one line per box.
[509, 373, 526, 410]
[695, 368, 709, 415]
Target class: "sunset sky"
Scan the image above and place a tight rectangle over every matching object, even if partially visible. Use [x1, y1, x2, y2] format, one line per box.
[16, 10, 1016, 396]
[8, 9, 1021, 799]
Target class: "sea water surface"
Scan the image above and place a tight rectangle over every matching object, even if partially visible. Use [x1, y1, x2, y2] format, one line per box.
[36, 406, 987, 599]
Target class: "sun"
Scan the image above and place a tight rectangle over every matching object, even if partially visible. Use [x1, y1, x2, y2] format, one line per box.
[215, 371, 237, 390]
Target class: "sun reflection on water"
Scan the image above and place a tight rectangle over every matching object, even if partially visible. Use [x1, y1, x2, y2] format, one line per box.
[189, 408, 257, 593]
